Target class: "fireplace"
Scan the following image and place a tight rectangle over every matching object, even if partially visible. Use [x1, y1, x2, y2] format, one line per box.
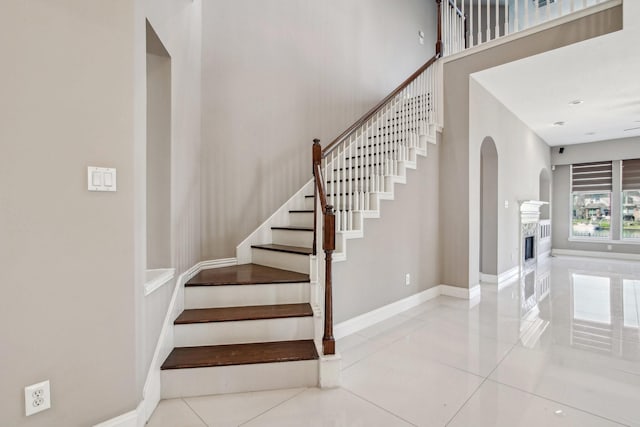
[524, 236, 535, 262]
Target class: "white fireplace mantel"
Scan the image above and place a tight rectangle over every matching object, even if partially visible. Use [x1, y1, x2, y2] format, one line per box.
[519, 200, 548, 223]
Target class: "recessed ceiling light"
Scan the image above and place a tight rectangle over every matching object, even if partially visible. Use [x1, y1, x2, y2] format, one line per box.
[568, 99, 584, 105]
[553, 121, 566, 126]
[585, 132, 596, 135]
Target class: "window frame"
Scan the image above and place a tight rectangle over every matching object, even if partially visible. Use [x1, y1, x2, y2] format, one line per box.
[570, 190, 612, 240]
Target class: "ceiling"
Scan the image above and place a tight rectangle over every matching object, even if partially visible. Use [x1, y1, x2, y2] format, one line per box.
[471, 25, 640, 147]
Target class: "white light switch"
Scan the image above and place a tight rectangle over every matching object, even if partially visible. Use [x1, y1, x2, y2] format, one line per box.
[92, 171, 102, 186]
[88, 167, 117, 192]
[504, 200, 509, 209]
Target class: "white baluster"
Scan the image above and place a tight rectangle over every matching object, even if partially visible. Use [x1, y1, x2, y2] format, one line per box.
[331, 151, 337, 231]
[558, 0, 563, 18]
[535, 0, 540, 25]
[348, 136, 353, 228]
[546, 0, 550, 21]
[582, 0, 587, 8]
[525, 0, 530, 29]
[469, 0, 474, 46]
[477, 0, 482, 44]
[495, 0, 499, 38]
[570, 0, 575, 13]
[486, 0, 490, 42]
[515, 0, 519, 33]
[504, 0, 509, 36]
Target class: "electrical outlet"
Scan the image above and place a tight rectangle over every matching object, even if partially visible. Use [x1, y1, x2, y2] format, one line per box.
[25, 380, 50, 416]
[405, 273, 411, 286]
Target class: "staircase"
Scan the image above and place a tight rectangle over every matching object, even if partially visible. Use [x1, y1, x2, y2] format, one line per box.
[159, 80, 438, 397]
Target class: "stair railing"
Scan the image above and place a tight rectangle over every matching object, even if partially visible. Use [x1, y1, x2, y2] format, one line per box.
[455, 0, 608, 50]
[442, 0, 467, 56]
[311, 2, 444, 356]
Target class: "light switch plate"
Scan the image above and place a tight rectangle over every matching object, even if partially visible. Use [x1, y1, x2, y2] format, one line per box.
[88, 167, 117, 192]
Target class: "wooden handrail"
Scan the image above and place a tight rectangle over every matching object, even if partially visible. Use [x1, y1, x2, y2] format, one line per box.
[312, 0, 443, 356]
[312, 139, 335, 355]
[322, 55, 438, 157]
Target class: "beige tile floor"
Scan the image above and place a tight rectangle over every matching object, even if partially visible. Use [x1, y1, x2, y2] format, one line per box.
[147, 257, 640, 426]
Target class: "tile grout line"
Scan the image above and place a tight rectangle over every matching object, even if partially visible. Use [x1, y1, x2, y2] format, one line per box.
[341, 387, 418, 427]
[443, 341, 519, 426]
[181, 397, 210, 427]
[484, 377, 632, 427]
[237, 387, 309, 426]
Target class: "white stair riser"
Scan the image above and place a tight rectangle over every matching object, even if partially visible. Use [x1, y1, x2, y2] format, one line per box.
[184, 282, 310, 309]
[272, 229, 313, 248]
[252, 249, 310, 274]
[304, 197, 315, 210]
[288, 212, 314, 227]
[161, 360, 318, 398]
[174, 317, 314, 347]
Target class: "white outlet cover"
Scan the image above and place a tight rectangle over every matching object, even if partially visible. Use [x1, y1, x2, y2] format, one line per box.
[25, 380, 51, 416]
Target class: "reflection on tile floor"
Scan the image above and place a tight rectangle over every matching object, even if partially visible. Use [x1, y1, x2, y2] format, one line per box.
[147, 257, 640, 427]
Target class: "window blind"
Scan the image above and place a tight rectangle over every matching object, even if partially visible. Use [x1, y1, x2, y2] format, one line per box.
[622, 159, 640, 191]
[571, 161, 613, 192]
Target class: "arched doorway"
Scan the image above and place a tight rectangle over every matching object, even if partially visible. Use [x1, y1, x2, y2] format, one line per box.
[480, 137, 498, 276]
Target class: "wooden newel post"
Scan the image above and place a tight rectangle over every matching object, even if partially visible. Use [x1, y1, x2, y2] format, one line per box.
[435, 0, 443, 57]
[312, 139, 321, 256]
[322, 204, 336, 355]
[464, 14, 468, 49]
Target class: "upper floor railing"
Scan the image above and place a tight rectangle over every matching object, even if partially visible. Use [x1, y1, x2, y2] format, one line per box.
[444, 0, 610, 52]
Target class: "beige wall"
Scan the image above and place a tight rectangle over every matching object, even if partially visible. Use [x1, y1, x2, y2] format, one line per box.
[333, 142, 441, 323]
[470, 79, 551, 278]
[0, 1, 138, 425]
[440, 5, 622, 288]
[200, 0, 437, 259]
[137, 0, 203, 405]
[0, 0, 202, 425]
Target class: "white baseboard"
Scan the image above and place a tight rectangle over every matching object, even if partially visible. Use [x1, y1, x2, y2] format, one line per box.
[538, 250, 551, 261]
[552, 248, 640, 261]
[138, 257, 237, 424]
[93, 403, 143, 427]
[440, 283, 481, 299]
[334, 283, 481, 340]
[479, 273, 497, 283]
[498, 266, 520, 284]
[334, 286, 441, 339]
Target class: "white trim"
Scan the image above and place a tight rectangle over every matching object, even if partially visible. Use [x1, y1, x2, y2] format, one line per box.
[498, 266, 520, 284]
[334, 283, 482, 339]
[198, 257, 238, 270]
[334, 287, 440, 339]
[140, 257, 237, 424]
[440, 284, 481, 300]
[480, 266, 520, 287]
[236, 180, 313, 264]
[93, 403, 143, 427]
[568, 237, 640, 246]
[479, 273, 498, 283]
[144, 268, 175, 296]
[538, 250, 551, 261]
[552, 248, 640, 261]
[443, 0, 621, 64]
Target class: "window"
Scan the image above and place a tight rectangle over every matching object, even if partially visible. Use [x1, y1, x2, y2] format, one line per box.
[571, 161, 612, 239]
[622, 159, 640, 240]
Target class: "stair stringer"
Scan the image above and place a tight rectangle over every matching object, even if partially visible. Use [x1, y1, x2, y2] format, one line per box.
[330, 130, 435, 263]
[236, 179, 314, 264]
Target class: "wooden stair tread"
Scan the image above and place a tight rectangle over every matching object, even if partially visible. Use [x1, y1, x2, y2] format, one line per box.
[271, 226, 313, 231]
[161, 340, 319, 369]
[251, 243, 313, 255]
[175, 303, 313, 324]
[186, 263, 309, 287]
